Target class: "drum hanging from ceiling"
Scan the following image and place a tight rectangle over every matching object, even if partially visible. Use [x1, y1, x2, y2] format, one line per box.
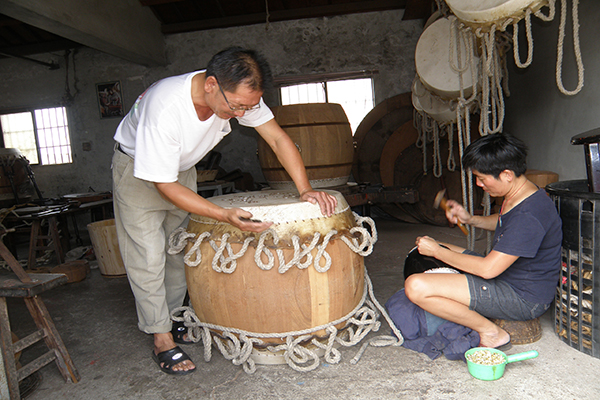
[445, 0, 549, 28]
[412, 16, 479, 125]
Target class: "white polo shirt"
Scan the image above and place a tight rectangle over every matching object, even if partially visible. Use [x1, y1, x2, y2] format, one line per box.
[114, 70, 273, 183]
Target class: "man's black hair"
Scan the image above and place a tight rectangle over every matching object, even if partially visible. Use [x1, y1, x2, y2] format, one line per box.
[462, 133, 528, 178]
[206, 47, 272, 92]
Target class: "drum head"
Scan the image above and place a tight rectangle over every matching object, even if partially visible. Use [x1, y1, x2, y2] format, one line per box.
[412, 78, 457, 124]
[205, 190, 347, 223]
[190, 190, 356, 245]
[415, 16, 478, 99]
[445, 0, 544, 24]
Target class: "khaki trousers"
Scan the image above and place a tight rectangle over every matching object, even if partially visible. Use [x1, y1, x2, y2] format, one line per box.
[112, 149, 196, 334]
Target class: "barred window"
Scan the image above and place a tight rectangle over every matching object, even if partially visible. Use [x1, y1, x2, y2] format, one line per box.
[0, 106, 73, 165]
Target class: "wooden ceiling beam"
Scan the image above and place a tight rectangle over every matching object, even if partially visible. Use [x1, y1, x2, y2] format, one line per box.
[0, 38, 80, 57]
[139, 0, 185, 6]
[161, 0, 408, 33]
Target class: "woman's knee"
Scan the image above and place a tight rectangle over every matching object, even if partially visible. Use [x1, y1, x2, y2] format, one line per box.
[404, 274, 428, 302]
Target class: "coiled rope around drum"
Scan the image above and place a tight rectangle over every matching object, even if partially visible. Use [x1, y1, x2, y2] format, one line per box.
[169, 267, 404, 374]
[168, 212, 378, 274]
[167, 213, 402, 373]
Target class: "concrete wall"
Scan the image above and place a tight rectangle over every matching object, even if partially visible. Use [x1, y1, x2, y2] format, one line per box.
[0, 9, 421, 198]
[504, 0, 598, 181]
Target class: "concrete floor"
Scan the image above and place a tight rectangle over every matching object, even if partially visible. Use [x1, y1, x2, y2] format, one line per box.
[5, 216, 600, 399]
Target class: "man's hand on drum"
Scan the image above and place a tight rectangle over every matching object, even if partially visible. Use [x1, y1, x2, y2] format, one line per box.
[225, 208, 273, 233]
[300, 189, 337, 217]
[415, 236, 442, 258]
[444, 199, 472, 226]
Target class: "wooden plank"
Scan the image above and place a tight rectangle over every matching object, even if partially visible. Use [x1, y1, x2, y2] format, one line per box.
[0, 240, 30, 283]
[0, 274, 67, 298]
[161, 0, 408, 33]
[17, 350, 56, 382]
[0, 297, 20, 400]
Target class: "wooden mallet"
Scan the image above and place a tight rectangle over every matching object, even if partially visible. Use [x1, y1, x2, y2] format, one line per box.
[433, 189, 469, 236]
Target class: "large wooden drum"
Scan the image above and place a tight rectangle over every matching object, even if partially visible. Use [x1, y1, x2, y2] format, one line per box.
[258, 103, 354, 189]
[183, 190, 367, 340]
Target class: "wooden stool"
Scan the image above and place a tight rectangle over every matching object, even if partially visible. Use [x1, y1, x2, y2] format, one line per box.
[0, 238, 79, 400]
[491, 317, 542, 345]
[27, 215, 65, 270]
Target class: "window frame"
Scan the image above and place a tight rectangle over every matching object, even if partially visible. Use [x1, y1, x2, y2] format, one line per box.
[0, 105, 73, 166]
[275, 70, 377, 134]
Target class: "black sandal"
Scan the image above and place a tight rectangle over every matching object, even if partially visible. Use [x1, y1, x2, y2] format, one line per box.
[152, 346, 196, 375]
[171, 321, 193, 344]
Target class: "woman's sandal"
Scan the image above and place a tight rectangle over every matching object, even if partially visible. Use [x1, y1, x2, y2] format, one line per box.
[171, 321, 193, 345]
[152, 346, 196, 375]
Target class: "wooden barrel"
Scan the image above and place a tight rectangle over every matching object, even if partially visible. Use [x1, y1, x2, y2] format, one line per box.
[184, 190, 365, 342]
[258, 103, 354, 189]
[87, 219, 127, 277]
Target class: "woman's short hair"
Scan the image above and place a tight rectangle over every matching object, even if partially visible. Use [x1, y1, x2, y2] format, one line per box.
[462, 133, 528, 178]
[206, 47, 272, 93]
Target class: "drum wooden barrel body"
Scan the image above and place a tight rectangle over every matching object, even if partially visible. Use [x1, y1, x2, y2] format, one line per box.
[184, 190, 364, 340]
[258, 103, 354, 189]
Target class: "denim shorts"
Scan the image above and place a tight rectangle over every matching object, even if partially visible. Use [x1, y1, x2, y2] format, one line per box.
[462, 250, 551, 320]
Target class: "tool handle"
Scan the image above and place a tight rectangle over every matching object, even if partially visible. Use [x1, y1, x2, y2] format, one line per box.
[457, 222, 469, 236]
[507, 350, 539, 363]
[439, 196, 469, 236]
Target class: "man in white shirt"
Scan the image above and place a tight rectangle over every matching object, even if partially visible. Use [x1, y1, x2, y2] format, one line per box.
[112, 47, 336, 375]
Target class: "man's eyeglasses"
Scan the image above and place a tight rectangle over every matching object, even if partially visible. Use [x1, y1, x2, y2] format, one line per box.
[216, 79, 260, 112]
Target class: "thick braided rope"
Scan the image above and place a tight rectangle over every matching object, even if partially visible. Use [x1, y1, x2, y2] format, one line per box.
[171, 267, 403, 373]
[447, 122, 456, 171]
[341, 213, 378, 257]
[254, 228, 279, 270]
[313, 230, 336, 272]
[556, 0, 584, 95]
[512, 9, 534, 68]
[167, 227, 196, 254]
[168, 213, 377, 274]
[209, 234, 255, 273]
[433, 125, 443, 178]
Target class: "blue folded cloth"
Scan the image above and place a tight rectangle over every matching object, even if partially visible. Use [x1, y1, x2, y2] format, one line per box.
[385, 288, 480, 361]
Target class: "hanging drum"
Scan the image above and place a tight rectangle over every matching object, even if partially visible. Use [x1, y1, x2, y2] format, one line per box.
[169, 190, 380, 371]
[412, 79, 458, 125]
[258, 103, 354, 189]
[445, 0, 548, 28]
[0, 148, 34, 207]
[412, 15, 479, 124]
